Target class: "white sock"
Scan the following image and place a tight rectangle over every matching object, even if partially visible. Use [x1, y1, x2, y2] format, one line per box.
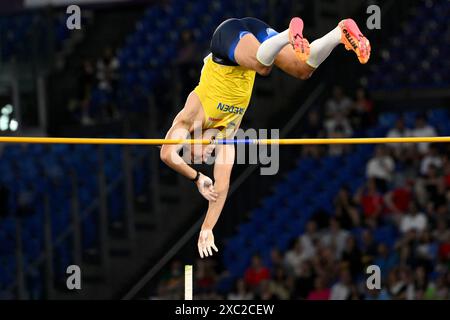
[256, 30, 290, 66]
[306, 26, 342, 68]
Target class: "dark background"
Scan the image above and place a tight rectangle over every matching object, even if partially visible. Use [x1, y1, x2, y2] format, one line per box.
[0, 0, 449, 300]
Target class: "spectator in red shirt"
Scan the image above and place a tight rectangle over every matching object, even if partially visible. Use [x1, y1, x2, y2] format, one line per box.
[307, 276, 331, 300]
[444, 161, 450, 188]
[438, 233, 450, 263]
[355, 178, 384, 227]
[384, 180, 414, 223]
[244, 254, 270, 289]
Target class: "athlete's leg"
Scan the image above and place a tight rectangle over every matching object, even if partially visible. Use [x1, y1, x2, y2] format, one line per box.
[234, 17, 309, 75]
[211, 18, 309, 76]
[274, 19, 371, 80]
[234, 34, 273, 76]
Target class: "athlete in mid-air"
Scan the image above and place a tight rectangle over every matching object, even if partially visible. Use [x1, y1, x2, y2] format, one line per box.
[160, 17, 371, 258]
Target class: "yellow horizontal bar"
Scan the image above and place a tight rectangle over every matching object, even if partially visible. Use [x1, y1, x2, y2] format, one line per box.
[258, 136, 450, 145]
[0, 137, 210, 145]
[0, 136, 449, 145]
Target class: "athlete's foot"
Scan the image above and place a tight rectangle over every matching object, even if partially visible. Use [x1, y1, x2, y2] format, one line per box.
[289, 17, 310, 62]
[339, 18, 371, 64]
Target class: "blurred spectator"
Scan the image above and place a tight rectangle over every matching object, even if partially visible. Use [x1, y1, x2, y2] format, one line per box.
[365, 286, 390, 300]
[307, 276, 331, 300]
[79, 59, 96, 125]
[299, 221, 319, 259]
[302, 111, 324, 138]
[411, 115, 437, 155]
[227, 279, 254, 300]
[325, 111, 353, 156]
[386, 268, 409, 299]
[360, 229, 378, 266]
[268, 267, 290, 299]
[97, 47, 119, 92]
[420, 145, 443, 176]
[386, 117, 413, 157]
[413, 266, 429, 295]
[195, 259, 217, 295]
[244, 254, 270, 289]
[255, 279, 278, 300]
[437, 233, 450, 263]
[425, 273, 449, 299]
[96, 47, 120, 119]
[366, 145, 395, 192]
[157, 260, 184, 299]
[269, 248, 284, 271]
[374, 243, 399, 278]
[321, 217, 350, 259]
[433, 219, 450, 243]
[341, 236, 363, 277]
[334, 185, 360, 228]
[325, 86, 353, 117]
[350, 88, 375, 129]
[302, 110, 325, 158]
[444, 161, 450, 188]
[292, 261, 315, 299]
[324, 112, 353, 138]
[384, 180, 414, 218]
[330, 269, 353, 300]
[348, 284, 364, 299]
[415, 231, 437, 272]
[284, 239, 307, 276]
[418, 165, 444, 206]
[399, 202, 427, 234]
[355, 178, 384, 227]
[175, 30, 200, 97]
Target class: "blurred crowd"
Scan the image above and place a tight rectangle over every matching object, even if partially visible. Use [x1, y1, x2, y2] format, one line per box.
[153, 87, 450, 300]
[301, 85, 375, 158]
[70, 47, 121, 125]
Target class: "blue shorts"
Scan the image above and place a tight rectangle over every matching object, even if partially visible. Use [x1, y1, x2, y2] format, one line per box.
[210, 17, 279, 66]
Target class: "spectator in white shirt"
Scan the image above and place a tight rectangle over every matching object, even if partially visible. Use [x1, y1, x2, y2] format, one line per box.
[387, 117, 413, 156]
[411, 115, 437, 154]
[330, 269, 353, 300]
[325, 111, 353, 156]
[321, 218, 350, 259]
[228, 279, 254, 300]
[400, 202, 428, 234]
[326, 86, 353, 117]
[300, 221, 319, 260]
[366, 145, 395, 192]
[420, 145, 443, 176]
[284, 239, 307, 277]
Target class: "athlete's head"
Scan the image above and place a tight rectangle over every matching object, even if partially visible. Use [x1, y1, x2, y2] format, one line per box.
[187, 128, 219, 164]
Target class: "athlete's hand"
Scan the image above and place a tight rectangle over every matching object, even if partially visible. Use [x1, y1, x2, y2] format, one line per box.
[196, 173, 218, 202]
[198, 229, 219, 258]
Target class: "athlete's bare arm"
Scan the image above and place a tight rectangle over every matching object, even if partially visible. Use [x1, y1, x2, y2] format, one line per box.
[198, 143, 235, 258]
[160, 92, 218, 202]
